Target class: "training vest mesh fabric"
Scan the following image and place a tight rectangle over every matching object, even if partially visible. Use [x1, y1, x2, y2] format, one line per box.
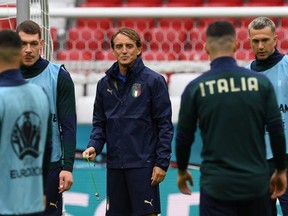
[25, 63, 62, 163]
[0, 83, 50, 214]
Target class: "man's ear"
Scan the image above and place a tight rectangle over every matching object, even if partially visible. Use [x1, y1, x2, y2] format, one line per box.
[40, 39, 44, 49]
[137, 47, 142, 56]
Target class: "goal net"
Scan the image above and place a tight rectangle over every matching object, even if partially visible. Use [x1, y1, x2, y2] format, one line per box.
[0, 0, 53, 60]
[0, 0, 16, 30]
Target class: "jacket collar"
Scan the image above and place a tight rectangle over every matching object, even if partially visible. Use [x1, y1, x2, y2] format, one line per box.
[20, 56, 49, 78]
[251, 48, 284, 72]
[106, 56, 145, 80]
[210, 56, 237, 70]
[0, 69, 27, 87]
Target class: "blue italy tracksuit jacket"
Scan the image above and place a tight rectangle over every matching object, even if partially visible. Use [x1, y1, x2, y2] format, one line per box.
[87, 57, 173, 171]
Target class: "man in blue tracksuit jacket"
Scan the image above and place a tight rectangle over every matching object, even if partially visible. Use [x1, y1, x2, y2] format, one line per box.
[83, 27, 173, 216]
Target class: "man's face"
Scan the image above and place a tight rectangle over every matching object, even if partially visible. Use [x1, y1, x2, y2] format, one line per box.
[18, 31, 43, 67]
[112, 33, 141, 69]
[249, 26, 276, 60]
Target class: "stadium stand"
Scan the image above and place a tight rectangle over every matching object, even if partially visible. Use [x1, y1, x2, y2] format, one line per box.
[165, 0, 204, 7]
[95, 50, 115, 60]
[78, 0, 122, 7]
[280, 39, 288, 50]
[117, 18, 155, 32]
[66, 27, 106, 50]
[0, 18, 16, 29]
[245, 0, 285, 6]
[205, 0, 244, 6]
[124, 0, 163, 7]
[57, 49, 94, 61]
[142, 50, 177, 61]
[158, 18, 195, 30]
[52, 0, 288, 64]
[4, 0, 284, 120]
[0, 3, 16, 30]
[76, 17, 114, 30]
[280, 17, 288, 27]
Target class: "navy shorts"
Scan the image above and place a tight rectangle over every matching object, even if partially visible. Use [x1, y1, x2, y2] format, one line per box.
[106, 167, 160, 216]
[200, 188, 272, 216]
[40, 167, 63, 216]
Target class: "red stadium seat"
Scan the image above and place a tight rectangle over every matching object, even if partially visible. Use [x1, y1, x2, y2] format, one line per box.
[165, 0, 204, 7]
[95, 50, 115, 61]
[78, 0, 122, 7]
[280, 39, 288, 50]
[149, 29, 164, 50]
[178, 50, 208, 61]
[57, 50, 94, 61]
[76, 18, 114, 30]
[236, 27, 248, 41]
[248, 51, 255, 60]
[178, 50, 197, 61]
[198, 51, 209, 60]
[242, 40, 251, 50]
[66, 27, 105, 50]
[117, 18, 155, 32]
[245, 0, 285, 6]
[50, 27, 58, 50]
[0, 18, 16, 30]
[235, 50, 249, 60]
[149, 28, 187, 53]
[0, 4, 16, 30]
[66, 27, 80, 49]
[187, 28, 205, 51]
[197, 18, 238, 29]
[205, 0, 243, 6]
[276, 28, 286, 41]
[280, 18, 288, 27]
[158, 18, 195, 31]
[124, 0, 163, 7]
[142, 50, 177, 61]
[238, 17, 254, 28]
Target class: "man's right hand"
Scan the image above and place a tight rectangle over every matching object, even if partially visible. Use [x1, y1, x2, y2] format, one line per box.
[270, 169, 287, 199]
[82, 147, 97, 161]
[177, 169, 194, 195]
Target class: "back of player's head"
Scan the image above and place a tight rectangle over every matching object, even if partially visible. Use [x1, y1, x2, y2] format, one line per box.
[16, 20, 42, 39]
[205, 20, 237, 55]
[0, 29, 22, 63]
[0, 29, 22, 48]
[206, 20, 236, 39]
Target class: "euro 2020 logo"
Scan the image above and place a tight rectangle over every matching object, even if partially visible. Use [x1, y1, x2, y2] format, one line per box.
[11, 111, 42, 163]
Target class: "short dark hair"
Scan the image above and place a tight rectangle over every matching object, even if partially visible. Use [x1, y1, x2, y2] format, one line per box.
[0, 29, 22, 49]
[0, 29, 22, 63]
[206, 20, 236, 38]
[111, 27, 142, 53]
[16, 20, 42, 39]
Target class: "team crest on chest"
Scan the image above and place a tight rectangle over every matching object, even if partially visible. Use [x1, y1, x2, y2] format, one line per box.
[131, 83, 141, 97]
